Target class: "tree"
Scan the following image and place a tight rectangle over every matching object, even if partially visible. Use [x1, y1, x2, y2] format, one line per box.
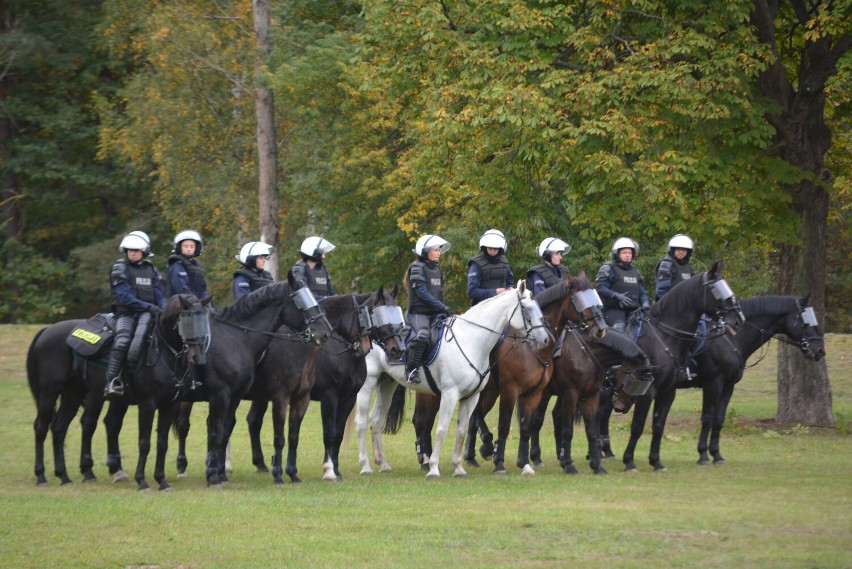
[751, 0, 850, 426]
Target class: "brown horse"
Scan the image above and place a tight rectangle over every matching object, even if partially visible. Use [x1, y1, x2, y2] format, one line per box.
[403, 273, 611, 475]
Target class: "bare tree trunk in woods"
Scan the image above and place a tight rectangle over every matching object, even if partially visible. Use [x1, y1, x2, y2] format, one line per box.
[252, 0, 280, 279]
[751, 0, 850, 426]
[1, 1, 23, 318]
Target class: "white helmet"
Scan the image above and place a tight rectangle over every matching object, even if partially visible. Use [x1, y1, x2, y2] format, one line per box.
[173, 229, 203, 257]
[611, 237, 639, 260]
[413, 234, 450, 257]
[299, 236, 335, 259]
[667, 233, 694, 257]
[119, 230, 153, 257]
[479, 229, 507, 252]
[537, 237, 570, 259]
[235, 241, 273, 265]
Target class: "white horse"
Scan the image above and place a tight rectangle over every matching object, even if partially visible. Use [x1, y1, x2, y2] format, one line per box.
[355, 281, 551, 479]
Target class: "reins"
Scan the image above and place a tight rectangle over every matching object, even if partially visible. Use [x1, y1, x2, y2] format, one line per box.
[209, 313, 315, 343]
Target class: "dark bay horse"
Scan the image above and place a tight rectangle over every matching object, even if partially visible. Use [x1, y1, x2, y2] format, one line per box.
[687, 295, 825, 465]
[395, 274, 614, 475]
[27, 293, 210, 489]
[611, 261, 745, 471]
[243, 287, 406, 484]
[162, 279, 333, 486]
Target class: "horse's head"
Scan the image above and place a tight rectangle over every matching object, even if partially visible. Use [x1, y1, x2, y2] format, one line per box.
[288, 273, 333, 345]
[701, 260, 745, 336]
[368, 285, 406, 360]
[172, 294, 213, 365]
[511, 280, 552, 349]
[785, 296, 826, 361]
[566, 273, 608, 339]
[611, 362, 657, 414]
[320, 294, 374, 358]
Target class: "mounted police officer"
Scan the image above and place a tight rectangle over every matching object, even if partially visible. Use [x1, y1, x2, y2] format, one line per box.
[167, 229, 209, 299]
[104, 230, 168, 398]
[655, 233, 695, 300]
[288, 236, 336, 299]
[405, 234, 453, 385]
[467, 229, 514, 306]
[656, 233, 701, 382]
[233, 241, 274, 300]
[595, 237, 650, 332]
[526, 237, 571, 297]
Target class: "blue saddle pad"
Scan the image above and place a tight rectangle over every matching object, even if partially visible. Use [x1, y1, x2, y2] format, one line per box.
[388, 321, 447, 366]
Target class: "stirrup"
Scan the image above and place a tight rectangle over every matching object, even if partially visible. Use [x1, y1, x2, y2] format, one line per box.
[104, 378, 124, 398]
[406, 369, 421, 385]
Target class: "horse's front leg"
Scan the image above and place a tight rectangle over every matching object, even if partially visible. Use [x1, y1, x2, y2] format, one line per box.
[205, 393, 229, 486]
[285, 395, 311, 484]
[356, 377, 376, 475]
[328, 392, 358, 480]
[247, 400, 270, 472]
[516, 389, 547, 476]
[48, 389, 83, 485]
[154, 401, 179, 491]
[582, 394, 606, 474]
[493, 388, 516, 475]
[134, 400, 156, 491]
[270, 393, 289, 485]
[414, 391, 439, 471]
[648, 388, 677, 471]
[101, 397, 127, 482]
[428, 389, 460, 479]
[697, 381, 720, 465]
[622, 395, 651, 472]
[319, 393, 340, 481]
[370, 377, 400, 473]
[597, 393, 616, 459]
[175, 401, 193, 477]
[559, 394, 579, 475]
[711, 383, 737, 465]
[529, 391, 551, 467]
[453, 394, 480, 478]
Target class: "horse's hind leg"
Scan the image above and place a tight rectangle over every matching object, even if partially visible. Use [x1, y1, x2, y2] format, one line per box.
[356, 377, 377, 475]
[154, 402, 179, 491]
[285, 395, 311, 484]
[414, 392, 439, 471]
[648, 388, 676, 471]
[133, 402, 156, 491]
[492, 388, 517, 475]
[33, 400, 53, 485]
[582, 396, 606, 474]
[452, 394, 478, 478]
[428, 389, 460, 479]
[247, 400, 270, 472]
[80, 392, 107, 482]
[529, 391, 551, 467]
[597, 394, 616, 459]
[516, 390, 547, 475]
[319, 393, 340, 481]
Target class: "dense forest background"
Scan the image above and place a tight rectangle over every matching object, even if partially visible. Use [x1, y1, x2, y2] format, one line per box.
[1, 1, 848, 421]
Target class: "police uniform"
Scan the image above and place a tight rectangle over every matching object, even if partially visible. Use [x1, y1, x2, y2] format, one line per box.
[167, 254, 208, 299]
[467, 253, 514, 306]
[526, 263, 570, 297]
[289, 260, 335, 299]
[595, 260, 649, 329]
[655, 254, 695, 300]
[233, 267, 273, 300]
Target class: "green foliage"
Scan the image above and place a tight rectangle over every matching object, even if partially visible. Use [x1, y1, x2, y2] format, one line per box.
[0, 241, 77, 323]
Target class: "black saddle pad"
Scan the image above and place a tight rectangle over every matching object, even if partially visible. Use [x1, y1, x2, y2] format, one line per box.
[66, 314, 115, 359]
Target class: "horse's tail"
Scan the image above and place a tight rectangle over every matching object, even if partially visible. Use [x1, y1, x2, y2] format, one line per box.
[383, 383, 407, 434]
[26, 327, 48, 402]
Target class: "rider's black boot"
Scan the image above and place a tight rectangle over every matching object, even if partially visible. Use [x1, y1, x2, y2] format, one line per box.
[104, 348, 127, 398]
[405, 339, 428, 385]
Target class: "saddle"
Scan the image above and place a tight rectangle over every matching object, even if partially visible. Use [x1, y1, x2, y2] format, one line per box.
[390, 320, 447, 366]
[66, 313, 155, 371]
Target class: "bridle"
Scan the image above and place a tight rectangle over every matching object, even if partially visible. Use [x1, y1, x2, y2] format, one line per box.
[320, 295, 374, 357]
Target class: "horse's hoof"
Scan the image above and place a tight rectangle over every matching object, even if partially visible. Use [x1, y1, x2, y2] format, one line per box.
[593, 467, 608, 475]
[465, 458, 481, 468]
[208, 483, 224, 489]
[453, 471, 468, 478]
[653, 465, 668, 472]
[36, 480, 49, 487]
[322, 472, 338, 482]
[159, 486, 174, 492]
[492, 468, 507, 476]
[562, 467, 578, 475]
[255, 466, 269, 473]
[713, 459, 726, 466]
[426, 471, 440, 480]
[113, 470, 129, 483]
[139, 486, 153, 493]
[379, 464, 392, 473]
[81, 477, 96, 484]
[533, 459, 544, 468]
[224, 461, 233, 473]
[521, 465, 535, 477]
[360, 467, 373, 476]
[420, 463, 430, 471]
[625, 466, 639, 473]
[697, 459, 712, 467]
[177, 472, 188, 478]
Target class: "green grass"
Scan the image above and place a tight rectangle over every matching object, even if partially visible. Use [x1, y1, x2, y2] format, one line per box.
[2, 325, 850, 568]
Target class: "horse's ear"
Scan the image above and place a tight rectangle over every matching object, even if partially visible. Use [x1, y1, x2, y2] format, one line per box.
[801, 294, 811, 305]
[202, 296, 213, 307]
[377, 285, 384, 298]
[517, 279, 526, 294]
[709, 260, 722, 279]
[287, 271, 297, 289]
[179, 295, 193, 309]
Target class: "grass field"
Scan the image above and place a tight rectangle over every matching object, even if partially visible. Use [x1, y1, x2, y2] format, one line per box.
[1, 324, 850, 568]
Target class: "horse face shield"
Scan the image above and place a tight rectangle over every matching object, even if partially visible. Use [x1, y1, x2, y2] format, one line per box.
[371, 305, 407, 358]
[572, 289, 608, 338]
[520, 296, 552, 349]
[797, 305, 826, 361]
[709, 278, 745, 335]
[292, 287, 331, 344]
[178, 303, 211, 365]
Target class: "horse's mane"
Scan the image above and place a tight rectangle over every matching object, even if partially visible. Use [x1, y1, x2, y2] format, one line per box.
[594, 329, 646, 361]
[740, 296, 798, 319]
[648, 270, 706, 319]
[219, 281, 292, 321]
[534, 273, 592, 310]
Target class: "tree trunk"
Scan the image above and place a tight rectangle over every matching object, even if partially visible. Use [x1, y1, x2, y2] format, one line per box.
[750, 0, 849, 426]
[252, 0, 280, 279]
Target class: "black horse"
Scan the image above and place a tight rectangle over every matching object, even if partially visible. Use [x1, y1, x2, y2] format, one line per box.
[687, 295, 825, 465]
[27, 293, 210, 489]
[244, 287, 406, 484]
[609, 261, 745, 471]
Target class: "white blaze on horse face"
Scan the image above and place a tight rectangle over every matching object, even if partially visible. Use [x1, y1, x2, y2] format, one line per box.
[515, 290, 550, 349]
